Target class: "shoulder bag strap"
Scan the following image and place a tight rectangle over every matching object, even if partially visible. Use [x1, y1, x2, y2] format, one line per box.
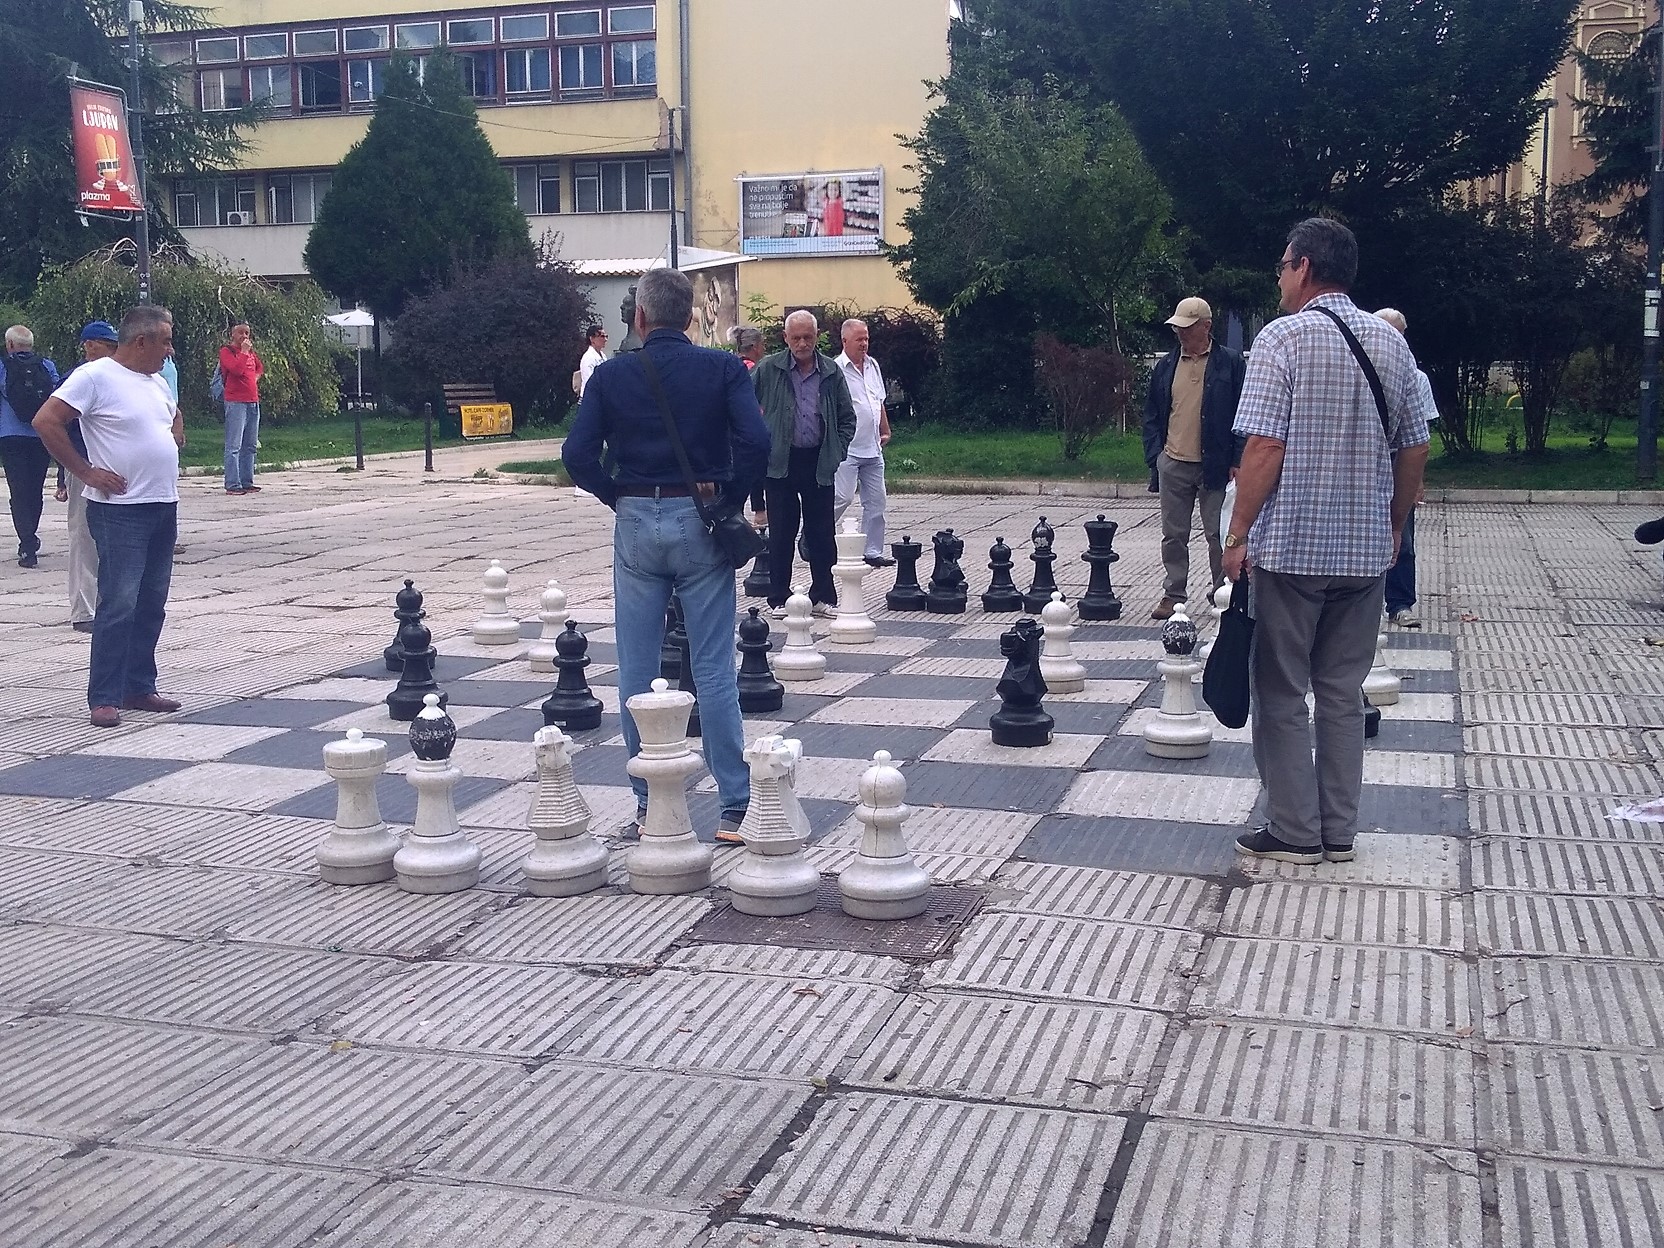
[638, 350, 719, 529]
[1308, 305, 1390, 441]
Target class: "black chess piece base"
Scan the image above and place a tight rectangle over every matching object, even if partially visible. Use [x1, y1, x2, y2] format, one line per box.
[543, 691, 603, 732]
[990, 706, 1054, 748]
[1364, 701, 1381, 739]
[1077, 596, 1123, 621]
[926, 588, 967, 615]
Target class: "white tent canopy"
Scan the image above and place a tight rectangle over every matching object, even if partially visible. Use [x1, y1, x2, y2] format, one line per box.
[323, 308, 374, 400]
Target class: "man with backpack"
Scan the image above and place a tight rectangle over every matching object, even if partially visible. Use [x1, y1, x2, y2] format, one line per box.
[0, 325, 62, 568]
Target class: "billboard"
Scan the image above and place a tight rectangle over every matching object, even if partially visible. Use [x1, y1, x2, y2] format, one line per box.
[70, 84, 144, 215]
[739, 170, 882, 257]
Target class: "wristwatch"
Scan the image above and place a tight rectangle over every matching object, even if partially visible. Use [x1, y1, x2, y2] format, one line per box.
[1223, 532, 1246, 549]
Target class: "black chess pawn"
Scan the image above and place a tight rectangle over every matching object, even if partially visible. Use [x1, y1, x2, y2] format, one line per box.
[1022, 515, 1059, 613]
[926, 528, 968, 614]
[886, 534, 928, 611]
[981, 537, 1024, 612]
[387, 606, 447, 722]
[677, 627, 701, 737]
[742, 529, 773, 599]
[542, 622, 604, 731]
[737, 606, 785, 714]
[1078, 513, 1123, 621]
[990, 617, 1053, 747]
[383, 579, 422, 671]
[660, 595, 686, 683]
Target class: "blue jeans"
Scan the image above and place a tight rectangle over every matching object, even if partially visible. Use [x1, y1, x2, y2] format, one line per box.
[1384, 508, 1417, 614]
[613, 495, 749, 817]
[85, 501, 175, 708]
[223, 401, 260, 490]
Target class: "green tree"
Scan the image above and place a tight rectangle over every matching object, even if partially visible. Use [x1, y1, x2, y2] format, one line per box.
[1572, 26, 1655, 242]
[0, 0, 253, 300]
[305, 52, 531, 325]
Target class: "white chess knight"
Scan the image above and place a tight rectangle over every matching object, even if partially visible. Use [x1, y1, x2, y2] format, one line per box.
[472, 559, 520, 645]
[1039, 590, 1087, 694]
[827, 522, 878, 644]
[520, 725, 608, 896]
[1144, 602, 1212, 758]
[1363, 632, 1402, 706]
[316, 728, 401, 885]
[624, 679, 712, 893]
[728, 735, 820, 916]
[773, 586, 826, 682]
[839, 750, 931, 920]
[395, 694, 482, 893]
[1195, 582, 1233, 679]
[526, 579, 569, 672]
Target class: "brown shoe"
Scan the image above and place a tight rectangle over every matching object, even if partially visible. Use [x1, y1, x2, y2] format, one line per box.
[1150, 596, 1180, 620]
[90, 705, 121, 728]
[123, 693, 183, 712]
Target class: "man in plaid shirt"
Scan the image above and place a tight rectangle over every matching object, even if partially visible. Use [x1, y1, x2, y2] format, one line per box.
[1222, 218, 1433, 865]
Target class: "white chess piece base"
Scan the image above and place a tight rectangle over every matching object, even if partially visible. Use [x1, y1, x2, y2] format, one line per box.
[1144, 656, 1212, 758]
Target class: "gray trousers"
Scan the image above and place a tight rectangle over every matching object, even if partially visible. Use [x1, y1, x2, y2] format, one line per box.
[833, 454, 887, 559]
[1250, 568, 1385, 848]
[1158, 451, 1224, 600]
[66, 474, 97, 624]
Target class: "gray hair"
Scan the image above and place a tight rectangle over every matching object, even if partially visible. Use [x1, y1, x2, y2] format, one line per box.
[1374, 307, 1407, 334]
[1285, 218, 1357, 289]
[4, 325, 33, 351]
[728, 324, 763, 353]
[118, 305, 173, 344]
[840, 318, 868, 339]
[784, 309, 818, 334]
[636, 268, 694, 331]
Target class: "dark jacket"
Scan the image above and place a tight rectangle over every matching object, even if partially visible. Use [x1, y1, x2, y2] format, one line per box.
[561, 327, 770, 511]
[1142, 343, 1246, 491]
[753, 349, 856, 486]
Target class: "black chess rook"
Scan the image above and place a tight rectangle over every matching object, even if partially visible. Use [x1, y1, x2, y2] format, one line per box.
[542, 621, 604, 731]
[981, 537, 1024, 612]
[886, 534, 928, 611]
[1078, 513, 1123, 621]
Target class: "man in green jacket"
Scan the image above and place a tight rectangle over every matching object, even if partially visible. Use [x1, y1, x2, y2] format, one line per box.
[753, 310, 856, 617]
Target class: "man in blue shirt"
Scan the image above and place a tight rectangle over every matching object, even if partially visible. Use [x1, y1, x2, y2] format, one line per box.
[0, 324, 61, 568]
[563, 268, 771, 841]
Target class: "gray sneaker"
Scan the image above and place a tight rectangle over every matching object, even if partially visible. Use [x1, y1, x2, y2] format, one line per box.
[811, 602, 837, 620]
[1388, 608, 1420, 628]
[618, 810, 648, 841]
[715, 808, 747, 844]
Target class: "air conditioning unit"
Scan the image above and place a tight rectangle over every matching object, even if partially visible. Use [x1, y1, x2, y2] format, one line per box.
[225, 211, 252, 226]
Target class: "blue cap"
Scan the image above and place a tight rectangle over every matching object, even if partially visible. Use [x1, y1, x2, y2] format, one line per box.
[80, 321, 119, 343]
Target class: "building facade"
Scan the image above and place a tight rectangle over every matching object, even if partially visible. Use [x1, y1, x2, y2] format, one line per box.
[159, 0, 950, 319]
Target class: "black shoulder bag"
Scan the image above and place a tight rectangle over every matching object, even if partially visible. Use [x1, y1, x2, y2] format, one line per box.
[1308, 305, 1391, 438]
[638, 351, 766, 570]
[1202, 575, 1255, 730]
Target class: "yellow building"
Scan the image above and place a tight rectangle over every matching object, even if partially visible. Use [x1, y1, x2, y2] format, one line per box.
[158, 0, 951, 338]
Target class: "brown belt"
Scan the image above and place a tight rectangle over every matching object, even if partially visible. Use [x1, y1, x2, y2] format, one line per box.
[616, 485, 693, 498]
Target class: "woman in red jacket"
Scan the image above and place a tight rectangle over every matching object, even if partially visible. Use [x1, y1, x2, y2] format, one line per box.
[219, 322, 264, 495]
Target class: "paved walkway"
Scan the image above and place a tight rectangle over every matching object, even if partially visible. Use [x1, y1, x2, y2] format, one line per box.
[0, 466, 1661, 1246]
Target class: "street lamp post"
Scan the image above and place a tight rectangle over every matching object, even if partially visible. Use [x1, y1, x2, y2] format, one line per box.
[1641, 27, 1664, 482]
[126, 0, 153, 305]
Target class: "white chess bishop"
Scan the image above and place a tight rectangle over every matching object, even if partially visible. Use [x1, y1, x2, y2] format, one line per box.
[728, 735, 820, 916]
[624, 679, 712, 893]
[773, 586, 826, 682]
[520, 725, 608, 895]
[1038, 591, 1087, 694]
[526, 579, 569, 672]
[839, 750, 930, 920]
[827, 522, 878, 644]
[472, 558, 520, 645]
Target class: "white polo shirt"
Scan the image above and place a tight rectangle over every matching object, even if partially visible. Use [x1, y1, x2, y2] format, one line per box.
[52, 357, 179, 505]
[835, 351, 886, 459]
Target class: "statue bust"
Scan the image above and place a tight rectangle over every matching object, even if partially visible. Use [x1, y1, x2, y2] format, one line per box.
[618, 284, 643, 353]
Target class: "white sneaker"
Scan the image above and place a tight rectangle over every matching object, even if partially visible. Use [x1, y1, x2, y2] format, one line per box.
[811, 602, 837, 619]
[1388, 608, 1420, 628]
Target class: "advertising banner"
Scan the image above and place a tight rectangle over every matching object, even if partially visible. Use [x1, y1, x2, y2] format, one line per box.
[739, 170, 882, 257]
[70, 84, 144, 214]
[460, 403, 513, 439]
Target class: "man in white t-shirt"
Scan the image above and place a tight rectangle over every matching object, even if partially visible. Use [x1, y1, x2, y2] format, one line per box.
[34, 305, 185, 728]
[832, 319, 893, 566]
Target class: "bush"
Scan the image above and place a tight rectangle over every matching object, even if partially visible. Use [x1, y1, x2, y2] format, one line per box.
[1033, 333, 1134, 460]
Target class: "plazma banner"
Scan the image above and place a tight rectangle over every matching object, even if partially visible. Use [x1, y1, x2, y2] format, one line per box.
[70, 84, 144, 214]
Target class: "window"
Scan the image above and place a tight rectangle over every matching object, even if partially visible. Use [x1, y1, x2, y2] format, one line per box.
[153, 40, 191, 112]
[299, 61, 344, 110]
[501, 13, 549, 40]
[559, 43, 602, 90]
[269, 172, 332, 224]
[396, 21, 441, 49]
[153, 39, 190, 64]
[574, 160, 599, 212]
[1588, 31, 1630, 58]
[575, 158, 669, 212]
[458, 50, 498, 99]
[511, 163, 562, 214]
[244, 32, 287, 59]
[556, 10, 602, 36]
[608, 5, 654, 33]
[612, 39, 654, 87]
[344, 25, 389, 52]
[200, 68, 246, 111]
[173, 176, 256, 226]
[294, 29, 339, 56]
[348, 58, 389, 104]
[194, 36, 239, 63]
[505, 47, 552, 94]
[250, 64, 293, 109]
[447, 17, 494, 44]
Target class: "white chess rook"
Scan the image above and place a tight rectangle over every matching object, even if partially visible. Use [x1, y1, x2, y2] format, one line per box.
[827, 522, 878, 644]
[625, 678, 713, 893]
[473, 558, 520, 645]
[839, 750, 931, 920]
[527, 579, 569, 672]
[773, 586, 827, 682]
[1145, 604, 1211, 759]
[316, 728, 400, 885]
[1039, 590, 1087, 694]
[395, 698, 482, 893]
[1363, 632, 1402, 706]
[728, 735, 820, 916]
[520, 725, 608, 896]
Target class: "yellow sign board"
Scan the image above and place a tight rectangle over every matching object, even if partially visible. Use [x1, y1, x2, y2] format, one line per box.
[460, 403, 513, 439]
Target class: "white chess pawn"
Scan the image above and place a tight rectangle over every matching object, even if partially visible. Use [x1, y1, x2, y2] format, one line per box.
[526, 580, 569, 673]
[728, 736, 820, 916]
[1195, 582, 1233, 679]
[772, 586, 826, 682]
[395, 694, 482, 893]
[828, 522, 878, 644]
[316, 728, 400, 885]
[520, 725, 608, 896]
[1363, 632, 1402, 706]
[624, 679, 712, 894]
[1039, 591, 1087, 694]
[472, 559, 520, 645]
[1144, 603, 1211, 758]
[839, 750, 930, 920]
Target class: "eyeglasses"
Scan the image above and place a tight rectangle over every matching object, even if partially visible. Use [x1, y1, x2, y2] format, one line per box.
[1274, 257, 1298, 277]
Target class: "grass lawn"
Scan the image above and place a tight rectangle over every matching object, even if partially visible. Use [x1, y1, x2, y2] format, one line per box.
[179, 413, 562, 471]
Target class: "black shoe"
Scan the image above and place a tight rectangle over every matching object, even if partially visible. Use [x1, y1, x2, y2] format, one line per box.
[1234, 826, 1323, 864]
[864, 555, 896, 567]
[1322, 840, 1356, 863]
[1636, 517, 1664, 545]
[17, 551, 36, 568]
[71, 620, 94, 634]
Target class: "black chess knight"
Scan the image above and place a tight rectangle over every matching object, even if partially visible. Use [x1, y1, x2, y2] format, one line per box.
[990, 617, 1053, 747]
[926, 528, 968, 614]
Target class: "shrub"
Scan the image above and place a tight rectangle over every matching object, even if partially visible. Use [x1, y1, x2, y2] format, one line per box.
[1033, 332, 1134, 460]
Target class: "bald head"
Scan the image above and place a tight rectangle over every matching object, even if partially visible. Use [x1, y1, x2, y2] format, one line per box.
[1374, 307, 1407, 335]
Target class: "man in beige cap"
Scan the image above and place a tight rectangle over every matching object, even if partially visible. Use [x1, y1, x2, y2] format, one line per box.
[1141, 295, 1246, 618]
